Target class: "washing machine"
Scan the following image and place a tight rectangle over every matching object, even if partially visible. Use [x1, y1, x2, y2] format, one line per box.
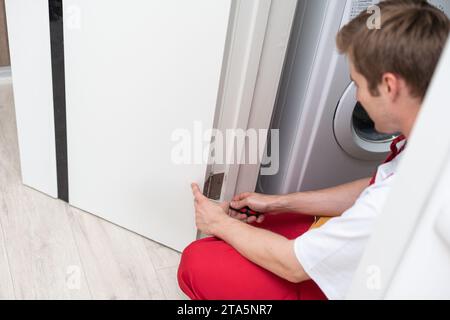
[257, 0, 450, 194]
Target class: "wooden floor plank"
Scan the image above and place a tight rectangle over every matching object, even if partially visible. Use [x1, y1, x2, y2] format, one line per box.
[0, 201, 15, 299]
[144, 239, 181, 271]
[156, 266, 189, 300]
[67, 206, 166, 299]
[0, 80, 17, 299]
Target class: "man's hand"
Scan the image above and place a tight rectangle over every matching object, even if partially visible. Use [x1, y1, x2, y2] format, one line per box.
[191, 183, 231, 236]
[191, 183, 309, 284]
[229, 192, 282, 224]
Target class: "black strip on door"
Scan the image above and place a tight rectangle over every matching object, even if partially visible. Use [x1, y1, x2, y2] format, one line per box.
[49, 0, 68, 202]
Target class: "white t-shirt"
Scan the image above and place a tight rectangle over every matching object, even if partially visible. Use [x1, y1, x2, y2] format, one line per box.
[294, 140, 406, 300]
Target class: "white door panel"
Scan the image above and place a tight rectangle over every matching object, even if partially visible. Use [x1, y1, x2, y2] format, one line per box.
[5, 0, 58, 197]
[64, 0, 231, 252]
[436, 206, 450, 249]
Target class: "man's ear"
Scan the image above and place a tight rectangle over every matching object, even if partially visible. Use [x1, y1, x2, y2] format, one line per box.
[380, 72, 400, 101]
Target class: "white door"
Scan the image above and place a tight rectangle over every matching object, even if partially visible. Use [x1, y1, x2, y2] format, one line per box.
[62, 0, 296, 252]
[63, 0, 233, 252]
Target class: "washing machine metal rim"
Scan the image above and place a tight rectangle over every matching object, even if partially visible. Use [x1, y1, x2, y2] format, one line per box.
[333, 82, 397, 161]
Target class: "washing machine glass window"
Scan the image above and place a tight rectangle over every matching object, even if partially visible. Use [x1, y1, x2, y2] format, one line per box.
[352, 102, 399, 143]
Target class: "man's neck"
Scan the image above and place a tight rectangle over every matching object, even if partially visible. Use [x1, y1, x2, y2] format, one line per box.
[399, 102, 421, 139]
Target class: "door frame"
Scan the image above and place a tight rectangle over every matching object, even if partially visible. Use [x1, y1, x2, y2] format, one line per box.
[205, 0, 298, 202]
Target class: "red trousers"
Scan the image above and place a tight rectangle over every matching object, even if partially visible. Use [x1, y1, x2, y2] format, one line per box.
[177, 213, 327, 300]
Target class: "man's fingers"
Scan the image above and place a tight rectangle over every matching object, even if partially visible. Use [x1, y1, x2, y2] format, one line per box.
[228, 209, 248, 221]
[237, 214, 247, 220]
[230, 192, 254, 209]
[246, 215, 257, 224]
[232, 192, 251, 202]
[237, 192, 251, 200]
[256, 215, 265, 224]
[230, 199, 247, 210]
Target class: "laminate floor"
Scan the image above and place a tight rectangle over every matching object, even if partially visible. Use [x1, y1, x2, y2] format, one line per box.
[0, 76, 188, 300]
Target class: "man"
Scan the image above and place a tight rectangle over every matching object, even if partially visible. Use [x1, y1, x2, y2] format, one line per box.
[178, 0, 450, 300]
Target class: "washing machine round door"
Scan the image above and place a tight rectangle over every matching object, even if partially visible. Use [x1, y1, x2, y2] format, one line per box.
[334, 82, 399, 161]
